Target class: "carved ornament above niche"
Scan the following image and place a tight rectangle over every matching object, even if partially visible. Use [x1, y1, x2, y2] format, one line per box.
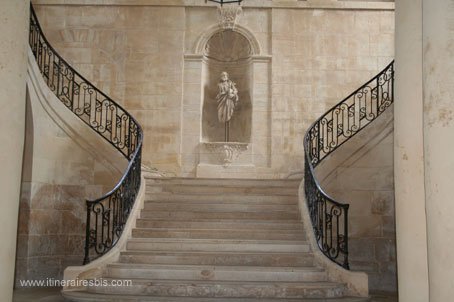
[218, 5, 242, 30]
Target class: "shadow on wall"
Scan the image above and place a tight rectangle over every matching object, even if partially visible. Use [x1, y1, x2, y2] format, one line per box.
[14, 85, 117, 286]
[15, 90, 34, 286]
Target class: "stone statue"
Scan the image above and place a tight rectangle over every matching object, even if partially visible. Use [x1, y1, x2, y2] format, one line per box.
[216, 71, 239, 123]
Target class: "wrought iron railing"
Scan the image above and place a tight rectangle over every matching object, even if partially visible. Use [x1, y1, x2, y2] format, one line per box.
[29, 5, 143, 264]
[303, 62, 394, 269]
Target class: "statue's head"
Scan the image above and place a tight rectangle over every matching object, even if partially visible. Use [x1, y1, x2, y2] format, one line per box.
[220, 72, 229, 81]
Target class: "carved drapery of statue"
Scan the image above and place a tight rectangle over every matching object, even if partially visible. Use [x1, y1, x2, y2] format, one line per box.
[216, 71, 239, 123]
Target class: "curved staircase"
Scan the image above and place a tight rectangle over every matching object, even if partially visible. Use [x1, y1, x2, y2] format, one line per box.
[28, 3, 394, 301]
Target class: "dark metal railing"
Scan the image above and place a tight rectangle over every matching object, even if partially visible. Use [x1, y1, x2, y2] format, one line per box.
[29, 5, 143, 264]
[206, 0, 243, 5]
[303, 62, 394, 269]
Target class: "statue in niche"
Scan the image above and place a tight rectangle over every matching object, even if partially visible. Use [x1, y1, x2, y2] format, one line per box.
[216, 71, 239, 141]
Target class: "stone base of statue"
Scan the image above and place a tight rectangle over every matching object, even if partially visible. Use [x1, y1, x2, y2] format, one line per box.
[196, 142, 256, 178]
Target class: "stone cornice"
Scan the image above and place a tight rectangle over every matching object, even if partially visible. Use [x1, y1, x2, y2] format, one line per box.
[33, 0, 395, 11]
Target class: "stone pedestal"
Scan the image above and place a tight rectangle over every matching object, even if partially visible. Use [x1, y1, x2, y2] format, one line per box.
[197, 142, 256, 178]
[201, 142, 250, 166]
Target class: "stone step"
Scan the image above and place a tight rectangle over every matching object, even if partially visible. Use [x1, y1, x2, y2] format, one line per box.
[119, 250, 315, 267]
[142, 202, 299, 212]
[144, 193, 298, 204]
[64, 291, 370, 302]
[145, 177, 301, 189]
[146, 184, 298, 196]
[140, 210, 299, 220]
[86, 278, 345, 299]
[61, 176, 360, 302]
[106, 264, 327, 282]
[131, 228, 305, 241]
[135, 219, 303, 230]
[126, 238, 310, 253]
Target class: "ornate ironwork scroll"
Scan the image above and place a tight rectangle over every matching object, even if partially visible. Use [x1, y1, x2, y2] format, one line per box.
[303, 62, 394, 269]
[29, 5, 143, 264]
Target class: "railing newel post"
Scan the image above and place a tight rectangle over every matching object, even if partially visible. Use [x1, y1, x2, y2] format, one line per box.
[344, 203, 349, 269]
[83, 201, 91, 265]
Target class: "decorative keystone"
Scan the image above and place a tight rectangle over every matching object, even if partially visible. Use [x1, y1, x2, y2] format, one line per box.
[218, 5, 242, 30]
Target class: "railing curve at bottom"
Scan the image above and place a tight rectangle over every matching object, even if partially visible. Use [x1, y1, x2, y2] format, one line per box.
[28, 4, 143, 264]
[303, 62, 394, 269]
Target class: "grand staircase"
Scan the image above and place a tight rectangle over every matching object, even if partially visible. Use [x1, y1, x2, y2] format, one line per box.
[63, 177, 359, 301]
[28, 3, 394, 301]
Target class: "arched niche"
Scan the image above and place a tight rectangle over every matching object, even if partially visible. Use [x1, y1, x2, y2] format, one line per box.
[182, 20, 272, 177]
[201, 29, 253, 143]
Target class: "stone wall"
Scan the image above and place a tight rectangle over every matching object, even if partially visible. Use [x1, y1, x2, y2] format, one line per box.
[15, 81, 123, 285]
[315, 108, 396, 293]
[33, 4, 185, 176]
[271, 8, 394, 175]
[33, 1, 394, 178]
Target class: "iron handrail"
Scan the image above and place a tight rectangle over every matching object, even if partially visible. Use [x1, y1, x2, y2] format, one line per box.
[29, 4, 143, 264]
[303, 61, 394, 269]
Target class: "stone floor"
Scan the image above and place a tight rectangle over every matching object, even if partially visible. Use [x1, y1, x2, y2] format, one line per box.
[13, 287, 398, 302]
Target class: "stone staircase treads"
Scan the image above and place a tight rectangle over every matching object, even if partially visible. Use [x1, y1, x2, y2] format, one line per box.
[64, 177, 353, 301]
[64, 291, 370, 302]
[142, 202, 298, 212]
[144, 193, 298, 204]
[119, 250, 315, 266]
[146, 185, 298, 196]
[140, 210, 299, 220]
[87, 278, 346, 299]
[105, 263, 327, 282]
[126, 238, 310, 253]
[135, 219, 303, 230]
[131, 228, 305, 240]
[144, 177, 301, 188]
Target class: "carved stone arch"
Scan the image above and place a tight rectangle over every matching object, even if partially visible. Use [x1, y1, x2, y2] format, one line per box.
[194, 24, 261, 56]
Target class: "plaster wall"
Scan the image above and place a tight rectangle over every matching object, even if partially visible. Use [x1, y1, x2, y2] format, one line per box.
[33, 2, 394, 178]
